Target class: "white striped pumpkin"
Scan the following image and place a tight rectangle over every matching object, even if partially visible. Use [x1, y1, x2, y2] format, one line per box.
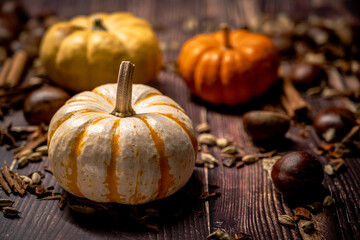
[48, 62, 197, 204]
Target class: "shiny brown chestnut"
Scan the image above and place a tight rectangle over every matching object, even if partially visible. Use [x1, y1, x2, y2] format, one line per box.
[23, 85, 70, 125]
[313, 107, 356, 142]
[243, 111, 290, 141]
[271, 151, 324, 200]
[290, 62, 324, 88]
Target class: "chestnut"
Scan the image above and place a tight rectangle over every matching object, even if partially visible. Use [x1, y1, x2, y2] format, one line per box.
[23, 85, 70, 125]
[290, 62, 325, 88]
[243, 111, 290, 141]
[313, 107, 356, 142]
[271, 151, 324, 201]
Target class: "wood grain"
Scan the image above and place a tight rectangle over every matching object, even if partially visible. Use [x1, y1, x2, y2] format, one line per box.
[0, 0, 360, 239]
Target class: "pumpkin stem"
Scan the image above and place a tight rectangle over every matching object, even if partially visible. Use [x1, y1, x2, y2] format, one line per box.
[111, 61, 136, 118]
[93, 17, 107, 31]
[221, 23, 231, 49]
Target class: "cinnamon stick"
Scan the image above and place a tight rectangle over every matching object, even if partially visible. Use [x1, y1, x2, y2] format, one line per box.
[5, 50, 28, 88]
[0, 58, 12, 87]
[1, 166, 20, 193]
[281, 78, 310, 119]
[14, 133, 47, 159]
[10, 171, 26, 195]
[0, 174, 12, 194]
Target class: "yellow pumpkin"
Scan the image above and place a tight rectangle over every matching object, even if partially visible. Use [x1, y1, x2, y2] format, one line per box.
[48, 62, 197, 204]
[40, 12, 162, 92]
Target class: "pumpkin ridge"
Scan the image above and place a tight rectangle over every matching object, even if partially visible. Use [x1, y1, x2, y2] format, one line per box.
[134, 92, 161, 106]
[154, 112, 197, 159]
[105, 118, 122, 202]
[48, 109, 104, 143]
[92, 88, 115, 107]
[143, 103, 185, 113]
[136, 116, 174, 200]
[67, 116, 110, 198]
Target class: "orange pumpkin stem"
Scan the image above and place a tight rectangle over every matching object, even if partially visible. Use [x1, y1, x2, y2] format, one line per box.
[111, 61, 136, 117]
[221, 23, 231, 49]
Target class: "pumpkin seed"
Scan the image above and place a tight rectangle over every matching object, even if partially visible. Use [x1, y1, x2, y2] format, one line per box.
[17, 156, 29, 168]
[323, 195, 335, 208]
[242, 155, 259, 164]
[196, 122, 210, 133]
[324, 164, 335, 176]
[35, 145, 48, 155]
[0, 199, 14, 207]
[216, 138, 229, 149]
[31, 172, 41, 185]
[2, 206, 20, 218]
[221, 145, 238, 154]
[198, 134, 216, 145]
[278, 214, 295, 227]
[28, 152, 42, 162]
[302, 221, 315, 234]
[70, 205, 96, 214]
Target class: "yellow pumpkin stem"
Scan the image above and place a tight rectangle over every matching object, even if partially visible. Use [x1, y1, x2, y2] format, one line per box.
[93, 18, 107, 31]
[111, 61, 136, 117]
[221, 23, 231, 49]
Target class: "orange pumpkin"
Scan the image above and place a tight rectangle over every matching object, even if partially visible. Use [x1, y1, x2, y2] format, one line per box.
[177, 26, 280, 105]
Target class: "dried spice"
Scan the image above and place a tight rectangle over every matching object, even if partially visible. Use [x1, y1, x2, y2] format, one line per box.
[198, 133, 216, 145]
[196, 122, 210, 133]
[294, 207, 311, 220]
[17, 156, 28, 168]
[222, 155, 235, 167]
[306, 201, 322, 214]
[2, 206, 20, 218]
[221, 145, 238, 154]
[323, 195, 335, 208]
[69, 204, 96, 214]
[201, 153, 218, 168]
[0, 199, 14, 207]
[302, 221, 315, 234]
[199, 192, 221, 202]
[324, 164, 335, 176]
[330, 158, 345, 172]
[28, 152, 42, 162]
[234, 232, 252, 240]
[31, 172, 41, 184]
[242, 155, 259, 164]
[278, 214, 295, 228]
[207, 228, 231, 240]
[216, 138, 229, 149]
[35, 145, 48, 155]
[235, 161, 245, 168]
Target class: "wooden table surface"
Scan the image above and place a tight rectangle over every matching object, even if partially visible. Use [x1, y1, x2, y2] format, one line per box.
[1, 0, 360, 239]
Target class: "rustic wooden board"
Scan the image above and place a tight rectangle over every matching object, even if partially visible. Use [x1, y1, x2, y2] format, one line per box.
[1, 0, 360, 239]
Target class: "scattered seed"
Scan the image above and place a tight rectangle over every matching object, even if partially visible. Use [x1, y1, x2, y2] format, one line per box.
[35, 145, 48, 155]
[324, 164, 335, 176]
[18, 149, 32, 158]
[306, 201, 322, 213]
[323, 195, 335, 208]
[198, 133, 216, 145]
[31, 172, 41, 185]
[216, 138, 229, 149]
[242, 155, 259, 164]
[2, 206, 20, 218]
[196, 122, 210, 133]
[17, 156, 28, 168]
[28, 152, 42, 162]
[221, 145, 238, 154]
[302, 221, 315, 234]
[0, 199, 14, 207]
[278, 214, 295, 228]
